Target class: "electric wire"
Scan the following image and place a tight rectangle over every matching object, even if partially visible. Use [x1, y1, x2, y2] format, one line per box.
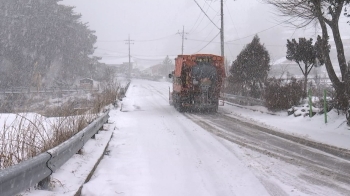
[96, 34, 176, 43]
[225, 17, 297, 43]
[98, 14, 294, 59]
[224, 1, 241, 44]
[204, 0, 219, 13]
[188, 1, 207, 33]
[134, 34, 177, 42]
[195, 32, 220, 53]
[96, 39, 124, 43]
[189, 2, 213, 34]
[95, 47, 127, 54]
[193, 0, 220, 30]
[197, 17, 220, 35]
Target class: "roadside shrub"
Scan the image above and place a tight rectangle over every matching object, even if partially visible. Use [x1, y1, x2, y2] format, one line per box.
[92, 83, 119, 113]
[0, 94, 27, 113]
[264, 77, 304, 111]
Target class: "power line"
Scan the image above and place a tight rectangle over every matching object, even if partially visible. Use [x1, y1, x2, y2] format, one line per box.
[189, 2, 217, 34]
[134, 34, 176, 42]
[192, 19, 220, 46]
[204, 0, 219, 13]
[188, 1, 207, 33]
[197, 18, 220, 35]
[99, 55, 129, 58]
[195, 32, 220, 53]
[131, 55, 177, 60]
[96, 34, 176, 43]
[226, 17, 296, 43]
[95, 47, 127, 54]
[96, 40, 124, 43]
[187, 37, 285, 47]
[193, 0, 220, 30]
[187, 38, 220, 42]
[224, 1, 241, 44]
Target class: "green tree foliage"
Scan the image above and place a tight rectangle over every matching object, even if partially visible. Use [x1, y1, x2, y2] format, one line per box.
[228, 35, 270, 98]
[286, 36, 325, 95]
[0, 0, 98, 88]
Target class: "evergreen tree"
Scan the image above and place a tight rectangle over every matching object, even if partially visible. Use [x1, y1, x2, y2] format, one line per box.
[162, 55, 174, 75]
[0, 0, 98, 88]
[286, 36, 325, 95]
[228, 35, 270, 98]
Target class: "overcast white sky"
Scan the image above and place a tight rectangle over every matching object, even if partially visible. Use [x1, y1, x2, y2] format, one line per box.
[61, 0, 350, 69]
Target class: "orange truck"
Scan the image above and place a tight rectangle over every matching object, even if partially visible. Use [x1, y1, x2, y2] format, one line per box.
[169, 54, 225, 112]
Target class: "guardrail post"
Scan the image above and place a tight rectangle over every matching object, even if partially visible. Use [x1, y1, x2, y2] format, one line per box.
[38, 176, 51, 190]
[308, 90, 313, 117]
[324, 89, 327, 124]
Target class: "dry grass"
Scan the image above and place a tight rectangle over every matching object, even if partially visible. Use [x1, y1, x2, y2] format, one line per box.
[0, 113, 95, 169]
[0, 83, 120, 169]
[92, 83, 119, 114]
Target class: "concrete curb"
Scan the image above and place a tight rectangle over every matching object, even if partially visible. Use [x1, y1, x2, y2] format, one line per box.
[73, 132, 114, 196]
[224, 101, 278, 115]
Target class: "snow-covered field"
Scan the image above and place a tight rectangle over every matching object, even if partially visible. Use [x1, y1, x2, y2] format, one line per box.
[7, 79, 350, 195]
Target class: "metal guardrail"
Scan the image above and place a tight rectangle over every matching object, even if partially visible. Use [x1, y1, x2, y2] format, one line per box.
[0, 153, 52, 196]
[222, 93, 265, 106]
[0, 112, 109, 196]
[0, 87, 99, 95]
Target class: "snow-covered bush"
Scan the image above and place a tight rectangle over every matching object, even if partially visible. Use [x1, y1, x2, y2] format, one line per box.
[287, 104, 319, 117]
[264, 77, 303, 110]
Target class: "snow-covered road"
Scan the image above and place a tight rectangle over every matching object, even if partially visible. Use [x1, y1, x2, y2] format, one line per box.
[188, 113, 350, 195]
[81, 79, 271, 196]
[15, 79, 350, 196]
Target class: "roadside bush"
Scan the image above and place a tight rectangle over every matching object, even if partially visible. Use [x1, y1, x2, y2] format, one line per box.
[92, 83, 119, 113]
[264, 77, 304, 111]
[0, 94, 27, 113]
[43, 97, 92, 117]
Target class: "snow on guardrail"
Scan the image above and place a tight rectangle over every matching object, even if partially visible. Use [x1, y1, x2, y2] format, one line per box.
[222, 93, 265, 106]
[0, 112, 109, 196]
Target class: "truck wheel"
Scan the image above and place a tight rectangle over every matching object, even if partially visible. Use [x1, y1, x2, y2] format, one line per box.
[210, 104, 218, 113]
[178, 102, 184, 112]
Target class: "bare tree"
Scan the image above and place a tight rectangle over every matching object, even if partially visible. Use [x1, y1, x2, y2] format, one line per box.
[265, 0, 350, 109]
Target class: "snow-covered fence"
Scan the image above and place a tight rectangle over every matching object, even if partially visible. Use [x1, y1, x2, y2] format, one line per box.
[0, 112, 109, 196]
[222, 93, 265, 106]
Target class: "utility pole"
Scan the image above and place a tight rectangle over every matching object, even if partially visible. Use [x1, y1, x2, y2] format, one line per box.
[177, 26, 188, 55]
[220, 0, 224, 58]
[125, 35, 134, 79]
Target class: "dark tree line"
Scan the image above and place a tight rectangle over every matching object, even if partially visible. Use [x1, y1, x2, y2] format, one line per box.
[0, 0, 99, 88]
